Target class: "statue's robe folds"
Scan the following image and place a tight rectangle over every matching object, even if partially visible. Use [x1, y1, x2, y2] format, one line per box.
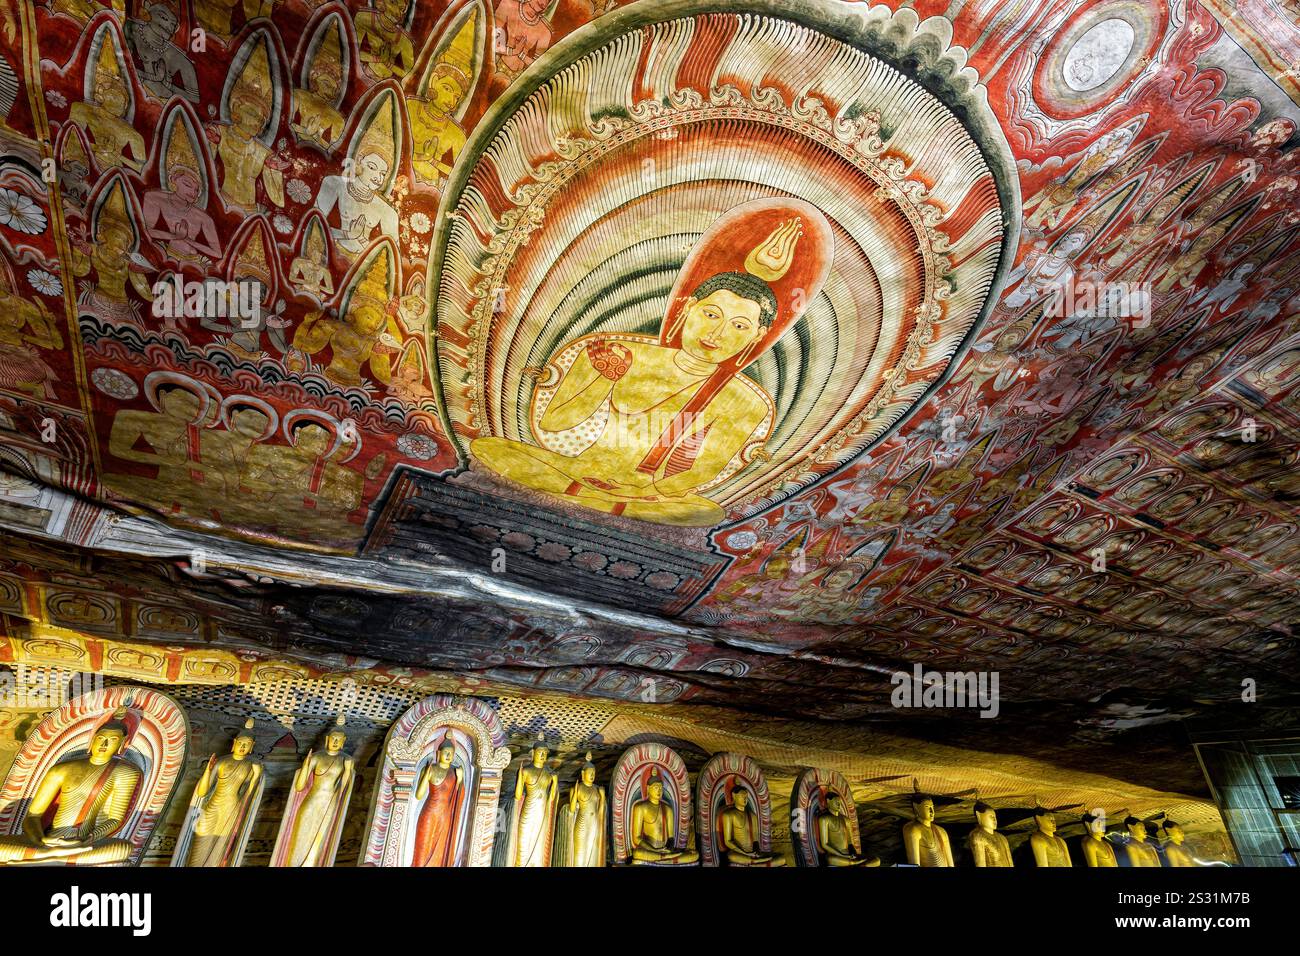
[411, 769, 464, 867]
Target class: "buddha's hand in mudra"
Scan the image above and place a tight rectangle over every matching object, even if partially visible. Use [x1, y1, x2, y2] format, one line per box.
[587, 340, 632, 381]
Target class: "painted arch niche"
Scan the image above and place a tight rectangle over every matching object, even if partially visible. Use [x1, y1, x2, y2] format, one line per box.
[430, 0, 1018, 529]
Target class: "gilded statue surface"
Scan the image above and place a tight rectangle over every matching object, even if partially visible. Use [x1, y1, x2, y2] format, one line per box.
[557, 753, 606, 867]
[0, 709, 140, 866]
[718, 787, 783, 866]
[508, 739, 558, 867]
[1122, 817, 1163, 868]
[966, 802, 1013, 868]
[1028, 809, 1072, 867]
[1161, 821, 1197, 867]
[175, 719, 264, 867]
[272, 716, 355, 867]
[902, 795, 954, 867]
[410, 736, 465, 867]
[628, 772, 697, 864]
[1080, 812, 1118, 867]
[815, 793, 878, 866]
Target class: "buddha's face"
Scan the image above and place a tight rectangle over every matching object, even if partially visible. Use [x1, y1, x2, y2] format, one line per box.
[1056, 231, 1087, 256]
[913, 798, 935, 823]
[160, 388, 201, 422]
[325, 730, 346, 754]
[230, 408, 269, 440]
[732, 789, 749, 811]
[1166, 824, 1184, 844]
[429, 74, 465, 113]
[379, 0, 406, 20]
[1128, 821, 1147, 842]
[149, 6, 179, 37]
[678, 289, 764, 365]
[95, 81, 128, 117]
[1037, 813, 1056, 835]
[294, 424, 331, 458]
[1087, 815, 1106, 836]
[531, 746, 548, 767]
[100, 224, 133, 257]
[311, 65, 341, 100]
[581, 766, 596, 786]
[352, 303, 387, 336]
[647, 781, 663, 803]
[437, 744, 455, 767]
[232, 735, 253, 758]
[356, 151, 390, 191]
[827, 795, 844, 816]
[171, 169, 201, 204]
[89, 728, 127, 764]
[232, 94, 268, 137]
[976, 807, 997, 830]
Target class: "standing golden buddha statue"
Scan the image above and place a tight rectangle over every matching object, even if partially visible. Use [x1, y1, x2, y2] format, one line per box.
[507, 736, 559, 867]
[0, 707, 141, 866]
[967, 801, 1013, 867]
[1028, 807, 1072, 867]
[1079, 811, 1118, 867]
[902, 788, 954, 867]
[411, 735, 465, 867]
[1160, 821, 1198, 867]
[271, 715, 356, 867]
[173, 718, 264, 867]
[556, 752, 606, 867]
[1122, 816, 1163, 867]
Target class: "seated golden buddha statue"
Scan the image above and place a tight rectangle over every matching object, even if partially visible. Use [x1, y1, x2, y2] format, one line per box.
[0, 708, 141, 866]
[629, 772, 697, 864]
[471, 200, 832, 527]
[816, 793, 878, 866]
[719, 787, 784, 866]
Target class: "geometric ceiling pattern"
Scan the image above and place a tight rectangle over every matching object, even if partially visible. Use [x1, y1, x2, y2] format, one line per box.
[1, 0, 1298, 739]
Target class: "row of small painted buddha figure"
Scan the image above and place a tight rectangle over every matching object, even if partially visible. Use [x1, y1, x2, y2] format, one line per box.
[903, 793, 1205, 868]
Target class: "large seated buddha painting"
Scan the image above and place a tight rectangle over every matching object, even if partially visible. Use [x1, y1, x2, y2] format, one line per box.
[422, 0, 1019, 543]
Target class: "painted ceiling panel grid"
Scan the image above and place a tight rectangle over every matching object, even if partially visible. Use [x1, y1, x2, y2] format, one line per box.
[0, 0, 1295, 723]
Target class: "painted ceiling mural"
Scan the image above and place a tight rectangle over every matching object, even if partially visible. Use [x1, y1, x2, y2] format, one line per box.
[0, 0, 1297, 727]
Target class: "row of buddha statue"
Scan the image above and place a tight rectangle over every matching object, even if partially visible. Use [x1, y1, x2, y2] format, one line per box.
[0, 687, 1206, 867]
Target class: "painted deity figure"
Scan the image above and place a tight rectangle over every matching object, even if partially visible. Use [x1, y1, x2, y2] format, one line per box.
[314, 131, 400, 259]
[1161, 821, 1197, 867]
[237, 421, 364, 524]
[1122, 816, 1162, 867]
[1001, 229, 1088, 312]
[967, 801, 1013, 867]
[0, 270, 63, 399]
[1080, 811, 1117, 867]
[209, 57, 286, 212]
[291, 36, 346, 149]
[902, 793, 954, 867]
[558, 752, 606, 867]
[292, 253, 402, 386]
[142, 165, 222, 270]
[815, 793, 877, 866]
[629, 771, 698, 864]
[106, 383, 214, 513]
[1028, 808, 1072, 867]
[471, 203, 832, 527]
[176, 719, 263, 867]
[70, 202, 155, 326]
[355, 0, 414, 81]
[1022, 126, 1136, 231]
[0, 708, 141, 866]
[494, 0, 551, 77]
[509, 738, 558, 867]
[126, 3, 199, 102]
[411, 736, 465, 867]
[69, 46, 146, 173]
[288, 227, 334, 302]
[409, 65, 469, 185]
[272, 715, 355, 867]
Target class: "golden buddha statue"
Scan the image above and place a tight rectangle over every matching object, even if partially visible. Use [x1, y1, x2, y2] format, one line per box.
[815, 793, 878, 866]
[558, 752, 606, 867]
[411, 735, 465, 867]
[718, 786, 784, 866]
[293, 247, 402, 387]
[291, 30, 346, 150]
[509, 736, 558, 867]
[1122, 816, 1162, 867]
[1080, 811, 1117, 867]
[0, 707, 141, 866]
[902, 791, 954, 867]
[177, 718, 264, 867]
[967, 801, 1013, 867]
[471, 199, 833, 528]
[1028, 807, 1072, 867]
[629, 771, 698, 864]
[1161, 821, 1197, 867]
[69, 41, 145, 173]
[272, 714, 356, 867]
